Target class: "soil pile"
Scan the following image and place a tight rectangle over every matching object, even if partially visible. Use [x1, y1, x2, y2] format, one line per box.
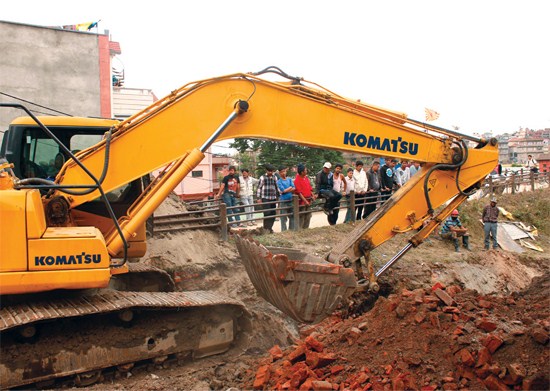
[246, 274, 549, 390]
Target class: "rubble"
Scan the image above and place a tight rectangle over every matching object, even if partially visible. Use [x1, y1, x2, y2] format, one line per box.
[246, 274, 550, 390]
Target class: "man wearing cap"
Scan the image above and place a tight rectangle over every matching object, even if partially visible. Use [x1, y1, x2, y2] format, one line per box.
[482, 197, 499, 250]
[315, 162, 342, 219]
[256, 164, 280, 234]
[294, 164, 316, 228]
[439, 209, 470, 252]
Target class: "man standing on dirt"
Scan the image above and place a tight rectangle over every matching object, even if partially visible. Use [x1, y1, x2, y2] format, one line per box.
[276, 165, 295, 231]
[294, 164, 316, 229]
[216, 165, 242, 227]
[482, 196, 499, 250]
[256, 164, 280, 234]
[439, 209, 470, 252]
[239, 169, 259, 226]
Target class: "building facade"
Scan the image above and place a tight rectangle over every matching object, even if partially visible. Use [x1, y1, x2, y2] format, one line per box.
[0, 20, 114, 130]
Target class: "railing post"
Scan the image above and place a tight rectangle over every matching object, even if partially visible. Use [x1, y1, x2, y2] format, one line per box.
[511, 173, 516, 194]
[350, 190, 356, 222]
[219, 202, 228, 241]
[292, 194, 300, 231]
[530, 170, 536, 191]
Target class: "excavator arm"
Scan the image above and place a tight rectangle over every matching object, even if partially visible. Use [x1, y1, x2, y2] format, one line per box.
[31, 69, 496, 321]
[50, 71, 497, 258]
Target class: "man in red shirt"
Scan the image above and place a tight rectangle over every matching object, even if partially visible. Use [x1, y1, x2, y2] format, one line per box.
[294, 164, 317, 229]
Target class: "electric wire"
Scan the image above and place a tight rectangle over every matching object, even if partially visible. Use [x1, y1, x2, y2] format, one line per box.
[0, 92, 73, 116]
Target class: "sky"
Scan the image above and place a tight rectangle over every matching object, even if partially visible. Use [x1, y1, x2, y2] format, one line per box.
[3, 0, 550, 138]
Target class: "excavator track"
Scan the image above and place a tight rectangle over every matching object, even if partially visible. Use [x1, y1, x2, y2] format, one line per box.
[0, 290, 250, 389]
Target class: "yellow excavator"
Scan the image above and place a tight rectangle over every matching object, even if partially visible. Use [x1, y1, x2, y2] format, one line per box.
[0, 67, 498, 388]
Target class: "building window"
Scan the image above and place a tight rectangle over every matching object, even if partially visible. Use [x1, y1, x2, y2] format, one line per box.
[191, 170, 203, 178]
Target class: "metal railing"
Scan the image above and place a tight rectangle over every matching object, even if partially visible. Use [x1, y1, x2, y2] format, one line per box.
[153, 171, 549, 240]
[480, 170, 549, 198]
[153, 191, 382, 239]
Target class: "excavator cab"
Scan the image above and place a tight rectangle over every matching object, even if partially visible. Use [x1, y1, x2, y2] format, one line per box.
[1, 116, 149, 256]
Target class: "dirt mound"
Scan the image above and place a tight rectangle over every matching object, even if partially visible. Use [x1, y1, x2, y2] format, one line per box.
[245, 274, 550, 390]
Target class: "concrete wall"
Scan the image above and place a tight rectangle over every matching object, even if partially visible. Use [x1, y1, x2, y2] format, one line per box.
[0, 21, 104, 132]
[112, 87, 156, 118]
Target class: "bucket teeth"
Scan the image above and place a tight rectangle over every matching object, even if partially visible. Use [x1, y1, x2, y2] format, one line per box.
[235, 235, 357, 324]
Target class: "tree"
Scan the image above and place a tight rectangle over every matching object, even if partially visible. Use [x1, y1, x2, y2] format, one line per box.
[230, 139, 344, 176]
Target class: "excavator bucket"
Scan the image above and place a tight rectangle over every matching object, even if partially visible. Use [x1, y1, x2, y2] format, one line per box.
[235, 235, 357, 324]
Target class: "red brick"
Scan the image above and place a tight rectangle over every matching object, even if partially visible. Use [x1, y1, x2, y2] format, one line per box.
[290, 368, 309, 388]
[306, 351, 337, 369]
[475, 363, 491, 379]
[253, 365, 271, 390]
[433, 288, 456, 306]
[431, 282, 446, 291]
[414, 312, 426, 324]
[429, 313, 440, 329]
[442, 383, 458, 390]
[269, 345, 284, 360]
[299, 378, 314, 391]
[443, 306, 460, 313]
[456, 348, 475, 367]
[386, 297, 400, 312]
[305, 335, 325, 352]
[530, 327, 549, 345]
[356, 372, 369, 385]
[288, 345, 307, 363]
[330, 365, 345, 375]
[482, 334, 504, 354]
[477, 299, 493, 309]
[507, 363, 526, 384]
[311, 380, 333, 390]
[476, 347, 492, 367]
[421, 386, 437, 391]
[483, 374, 509, 390]
[424, 296, 441, 304]
[476, 319, 498, 332]
[446, 285, 462, 296]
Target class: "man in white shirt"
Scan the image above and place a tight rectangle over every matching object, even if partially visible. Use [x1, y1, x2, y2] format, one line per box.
[239, 168, 259, 225]
[395, 161, 411, 187]
[353, 160, 368, 220]
[409, 161, 421, 177]
[526, 155, 539, 173]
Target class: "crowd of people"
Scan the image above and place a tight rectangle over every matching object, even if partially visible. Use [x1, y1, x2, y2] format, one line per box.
[215, 159, 422, 233]
[214, 159, 503, 253]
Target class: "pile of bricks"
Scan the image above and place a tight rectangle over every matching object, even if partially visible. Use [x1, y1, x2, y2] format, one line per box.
[250, 279, 549, 390]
